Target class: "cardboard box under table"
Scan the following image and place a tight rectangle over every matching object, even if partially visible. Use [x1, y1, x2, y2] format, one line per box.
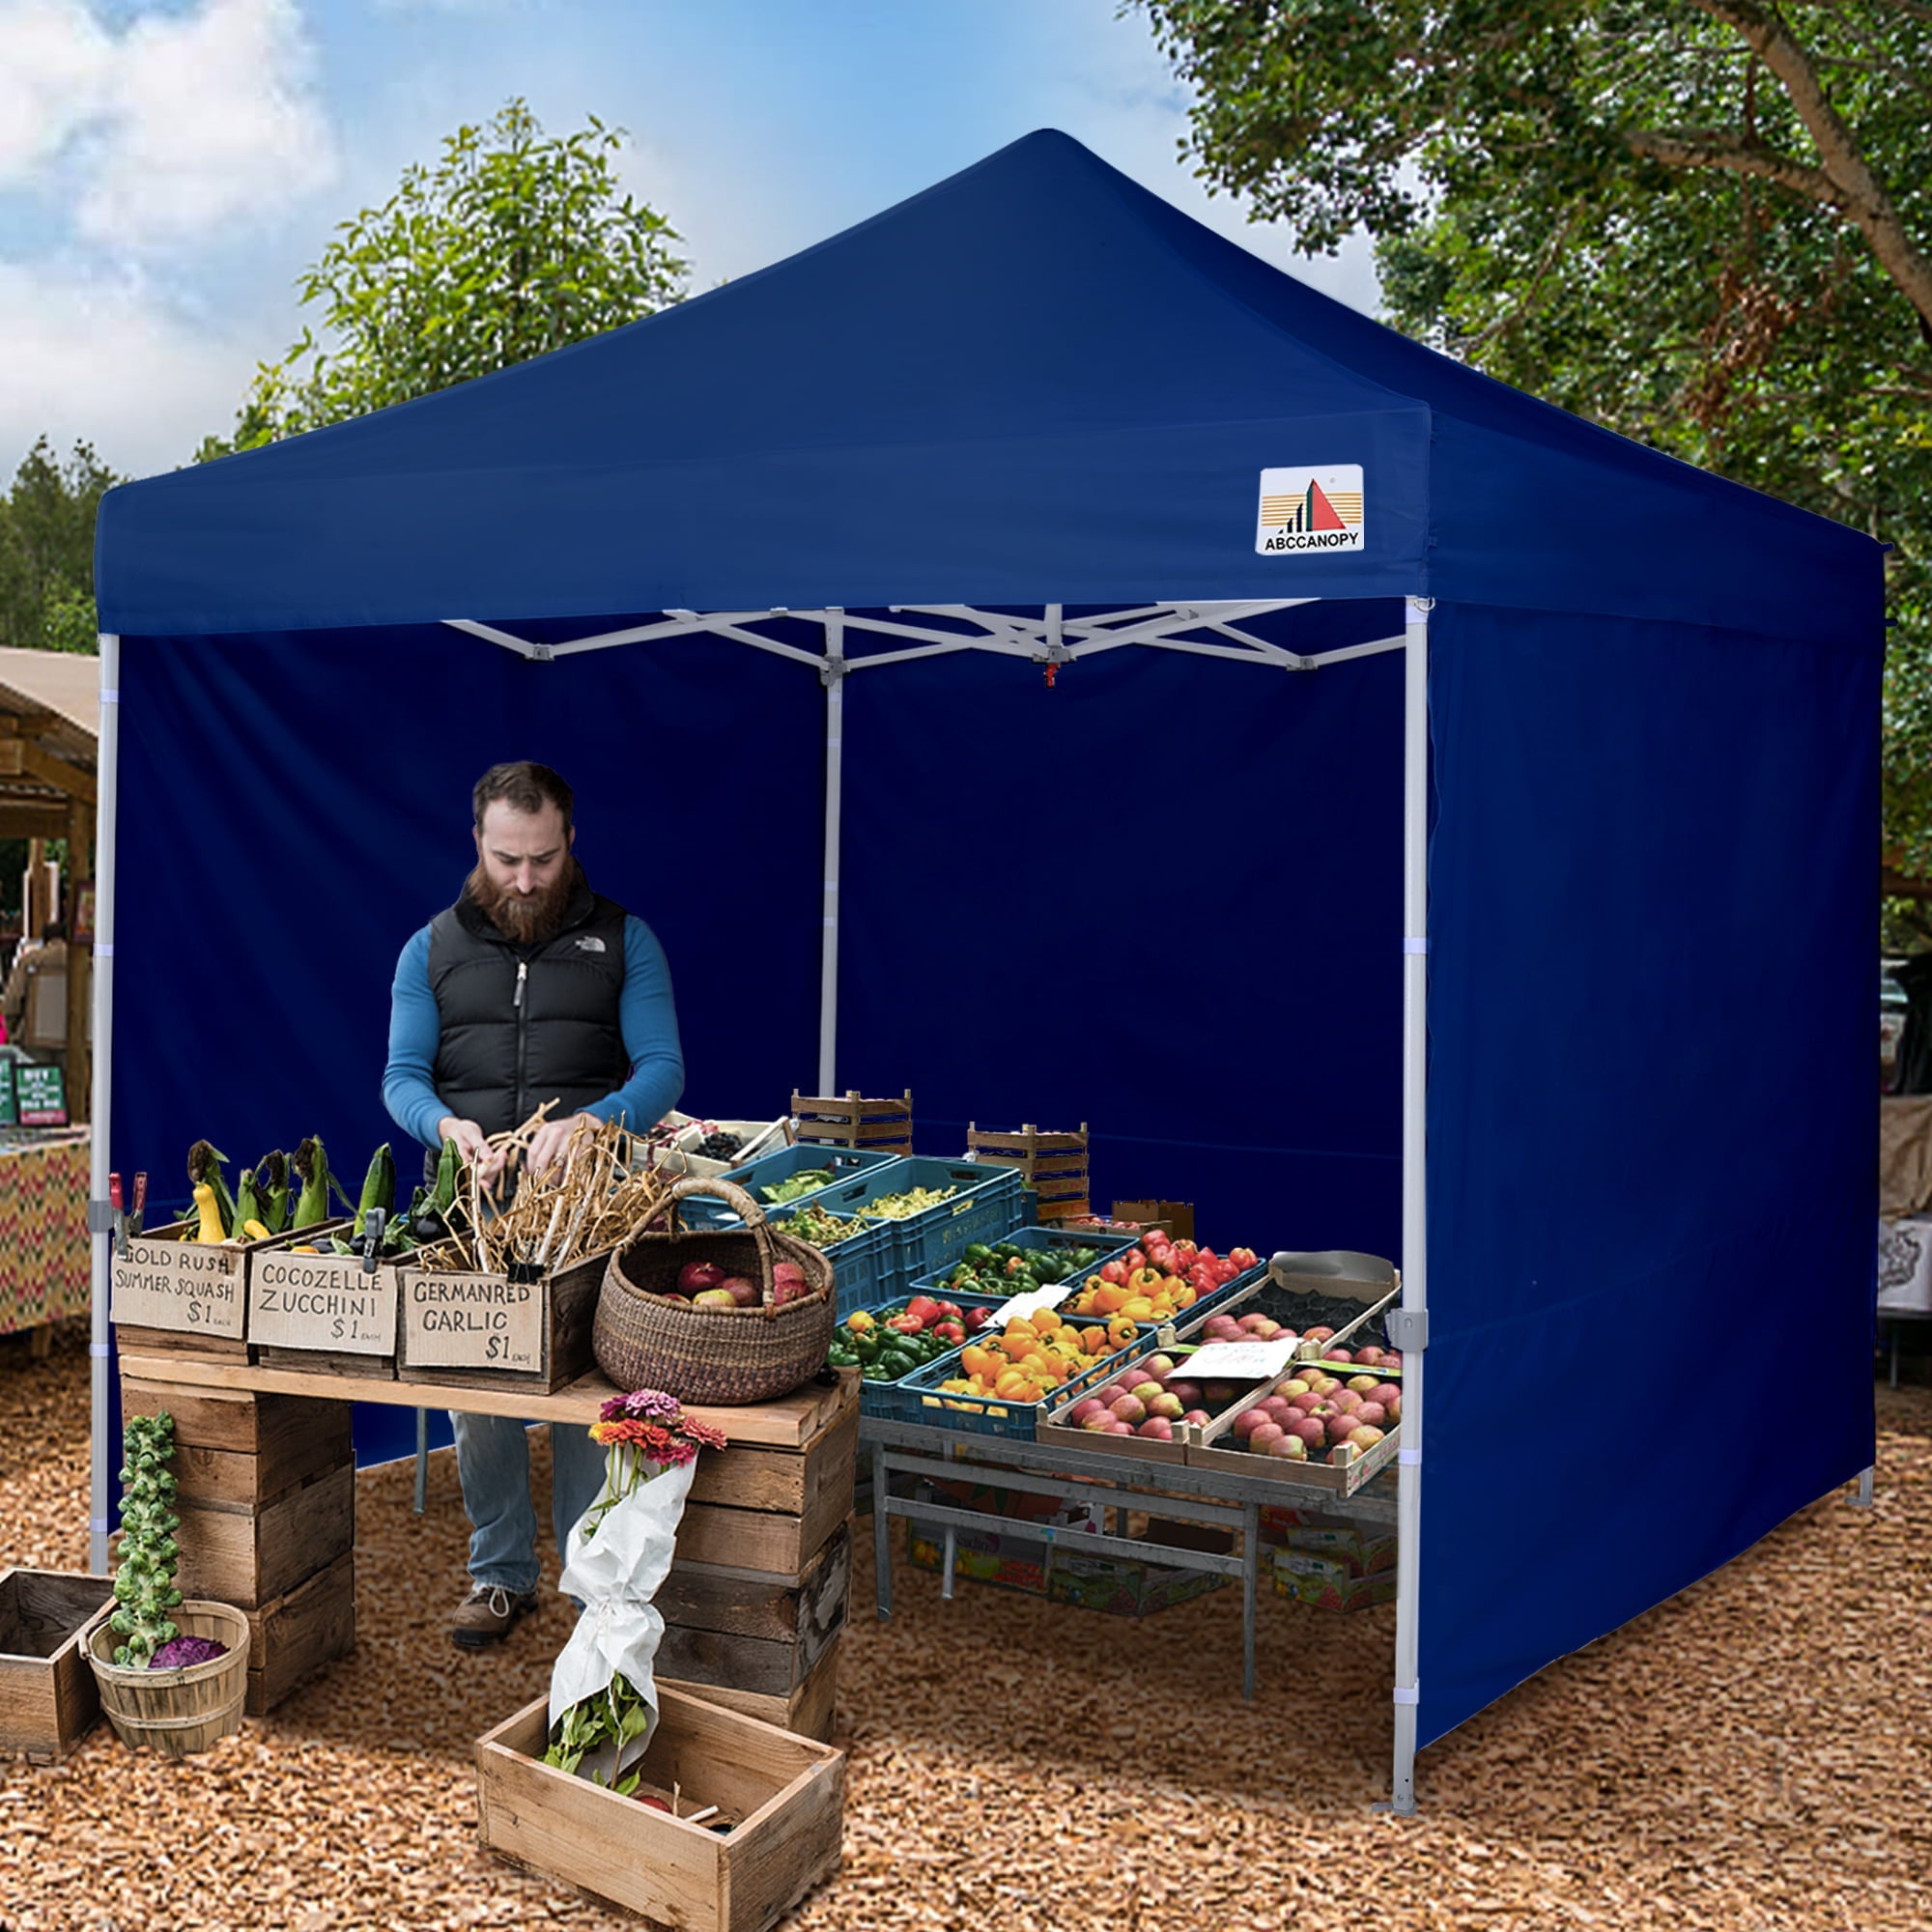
[475, 1684, 845, 1932]
[112, 1348, 858, 1737]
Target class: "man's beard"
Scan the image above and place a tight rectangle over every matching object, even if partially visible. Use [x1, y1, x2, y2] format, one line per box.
[468, 859, 579, 947]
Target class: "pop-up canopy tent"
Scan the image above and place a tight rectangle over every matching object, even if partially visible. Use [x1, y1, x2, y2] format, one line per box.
[91, 129, 1882, 1806]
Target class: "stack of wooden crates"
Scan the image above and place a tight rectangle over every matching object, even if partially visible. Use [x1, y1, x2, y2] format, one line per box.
[120, 1374, 355, 1718]
[791, 1090, 914, 1159]
[653, 1378, 857, 1742]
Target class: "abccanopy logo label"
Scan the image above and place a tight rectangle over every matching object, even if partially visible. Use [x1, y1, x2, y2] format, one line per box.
[1256, 466, 1365, 554]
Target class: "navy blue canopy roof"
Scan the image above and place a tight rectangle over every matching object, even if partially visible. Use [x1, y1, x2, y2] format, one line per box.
[99, 129, 1870, 645]
[93, 129, 1882, 1773]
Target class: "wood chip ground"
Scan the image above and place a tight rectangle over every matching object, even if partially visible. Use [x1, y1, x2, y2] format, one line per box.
[4, 1319, 1928, 1930]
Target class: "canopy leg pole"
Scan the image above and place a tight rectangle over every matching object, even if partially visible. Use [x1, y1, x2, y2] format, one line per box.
[87, 634, 122, 1576]
[1388, 594, 1431, 1816]
[816, 619, 846, 1094]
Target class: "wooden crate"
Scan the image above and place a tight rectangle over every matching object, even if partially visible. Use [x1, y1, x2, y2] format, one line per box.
[172, 1459, 355, 1609]
[676, 1410, 857, 1577]
[660, 1642, 839, 1745]
[791, 1089, 914, 1156]
[475, 1687, 845, 1932]
[656, 1527, 849, 1700]
[965, 1122, 1091, 1223]
[395, 1246, 607, 1393]
[122, 1379, 354, 1509]
[0, 1569, 110, 1761]
[244, 1551, 355, 1717]
[250, 1236, 401, 1378]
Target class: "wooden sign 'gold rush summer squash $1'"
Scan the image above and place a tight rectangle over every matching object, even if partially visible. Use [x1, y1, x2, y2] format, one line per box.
[404, 1271, 543, 1372]
[110, 1225, 247, 1336]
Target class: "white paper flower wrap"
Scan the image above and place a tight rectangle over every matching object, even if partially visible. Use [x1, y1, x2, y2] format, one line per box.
[546, 1449, 696, 1782]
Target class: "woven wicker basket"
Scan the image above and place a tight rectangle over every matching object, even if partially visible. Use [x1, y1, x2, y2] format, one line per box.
[593, 1177, 835, 1406]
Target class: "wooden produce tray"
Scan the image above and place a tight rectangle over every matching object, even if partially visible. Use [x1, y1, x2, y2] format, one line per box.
[0, 1569, 110, 1762]
[1186, 1374, 1403, 1497]
[964, 1122, 1090, 1223]
[791, 1089, 914, 1156]
[475, 1688, 845, 1932]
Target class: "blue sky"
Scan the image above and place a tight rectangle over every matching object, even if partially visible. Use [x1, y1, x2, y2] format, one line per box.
[0, 0, 1378, 478]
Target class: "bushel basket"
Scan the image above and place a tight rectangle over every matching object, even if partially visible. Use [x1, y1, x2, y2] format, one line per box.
[594, 1177, 835, 1405]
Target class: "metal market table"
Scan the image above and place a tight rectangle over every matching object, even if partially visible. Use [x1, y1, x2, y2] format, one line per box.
[862, 1413, 1398, 1700]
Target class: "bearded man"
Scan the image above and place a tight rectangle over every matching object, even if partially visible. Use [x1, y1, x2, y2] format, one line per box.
[383, 759, 684, 1648]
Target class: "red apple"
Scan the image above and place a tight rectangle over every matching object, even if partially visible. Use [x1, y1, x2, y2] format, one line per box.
[1110, 1395, 1147, 1426]
[693, 1288, 738, 1309]
[1288, 1416, 1325, 1448]
[1137, 1418, 1175, 1440]
[1181, 1409, 1212, 1427]
[1248, 1423, 1286, 1454]
[1265, 1433, 1308, 1460]
[719, 1275, 761, 1308]
[1232, 1407, 1271, 1439]
[677, 1261, 727, 1295]
[1354, 1402, 1388, 1429]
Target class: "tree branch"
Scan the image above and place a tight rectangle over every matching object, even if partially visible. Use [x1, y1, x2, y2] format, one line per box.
[1686, 0, 1932, 334]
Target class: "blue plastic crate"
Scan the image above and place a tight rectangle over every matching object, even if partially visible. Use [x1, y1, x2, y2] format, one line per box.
[682, 1145, 903, 1227]
[838, 1288, 1009, 1417]
[870, 1320, 1164, 1439]
[760, 1199, 894, 1320]
[858, 1158, 1028, 1292]
[904, 1224, 1139, 1302]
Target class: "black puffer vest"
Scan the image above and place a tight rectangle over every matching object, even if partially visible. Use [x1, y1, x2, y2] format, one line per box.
[427, 871, 630, 1138]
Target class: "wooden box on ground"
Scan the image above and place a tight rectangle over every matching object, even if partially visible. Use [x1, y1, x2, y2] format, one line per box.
[476, 1687, 845, 1932]
[791, 1088, 913, 1157]
[249, 1232, 400, 1378]
[0, 1569, 109, 1761]
[395, 1247, 607, 1394]
[965, 1122, 1090, 1223]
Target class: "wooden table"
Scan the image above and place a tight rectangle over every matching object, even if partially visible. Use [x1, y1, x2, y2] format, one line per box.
[117, 1350, 857, 1735]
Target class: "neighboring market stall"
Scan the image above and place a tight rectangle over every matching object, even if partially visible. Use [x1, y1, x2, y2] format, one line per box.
[90, 127, 1882, 1815]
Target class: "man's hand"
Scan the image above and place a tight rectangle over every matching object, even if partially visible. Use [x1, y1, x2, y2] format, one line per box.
[526, 1112, 600, 1179]
[438, 1116, 506, 1187]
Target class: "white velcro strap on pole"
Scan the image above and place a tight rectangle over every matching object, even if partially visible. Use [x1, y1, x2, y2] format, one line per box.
[1399, 1448, 1421, 1465]
[95, 943, 113, 959]
[1392, 1685, 1420, 1706]
[90, 1343, 112, 1358]
[100, 688, 121, 704]
[89, 1518, 110, 1534]
[1403, 937, 1430, 953]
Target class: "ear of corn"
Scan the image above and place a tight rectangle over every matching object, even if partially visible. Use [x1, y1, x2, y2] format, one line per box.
[256, 1150, 289, 1234]
[430, 1136, 462, 1216]
[233, 1167, 262, 1236]
[354, 1144, 396, 1237]
[292, 1137, 331, 1228]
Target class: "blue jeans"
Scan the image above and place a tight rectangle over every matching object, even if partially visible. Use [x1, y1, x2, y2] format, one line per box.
[449, 1412, 611, 1597]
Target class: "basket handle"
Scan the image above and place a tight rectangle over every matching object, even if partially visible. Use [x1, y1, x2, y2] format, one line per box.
[666, 1174, 782, 1303]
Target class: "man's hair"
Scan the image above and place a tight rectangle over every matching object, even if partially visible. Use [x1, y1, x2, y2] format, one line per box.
[472, 761, 573, 834]
[42, 921, 65, 943]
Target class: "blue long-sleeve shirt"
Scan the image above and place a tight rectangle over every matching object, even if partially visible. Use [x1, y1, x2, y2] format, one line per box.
[382, 915, 685, 1151]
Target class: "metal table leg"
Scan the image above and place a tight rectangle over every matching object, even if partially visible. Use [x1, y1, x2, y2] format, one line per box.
[412, 1408, 428, 1515]
[872, 1444, 894, 1620]
[1242, 1498, 1260, 1701]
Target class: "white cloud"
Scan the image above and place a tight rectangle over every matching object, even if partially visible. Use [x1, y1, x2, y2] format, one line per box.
[0, 260, 265, 474]
[0, 0, 114, 180]
[79, 0, 338, 246]
[0, 0, 337, 246]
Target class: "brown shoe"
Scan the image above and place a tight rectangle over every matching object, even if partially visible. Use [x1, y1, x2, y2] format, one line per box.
[450, 1583, 539, 1649]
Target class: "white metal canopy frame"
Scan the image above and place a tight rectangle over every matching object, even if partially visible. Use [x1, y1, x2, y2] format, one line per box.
[87, 594, 1431, 1809]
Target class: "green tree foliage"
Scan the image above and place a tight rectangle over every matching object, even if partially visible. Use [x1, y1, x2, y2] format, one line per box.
[205, 99, 688, 455]
[0, 438, 119, 654]
[1139, 0, 1932, 862]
